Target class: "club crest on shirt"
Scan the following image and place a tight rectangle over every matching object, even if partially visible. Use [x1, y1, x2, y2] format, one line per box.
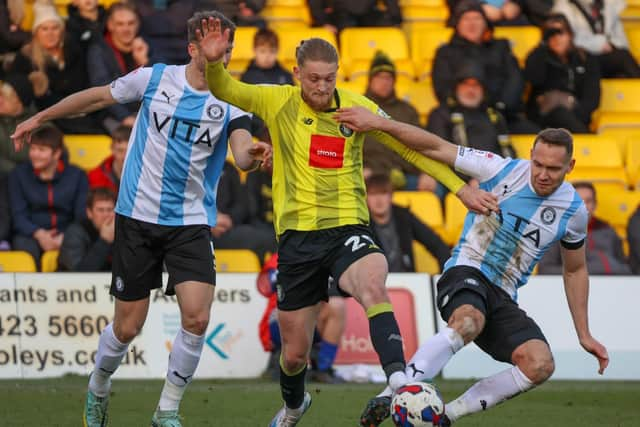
[540, 207, 556, 225]
[339, 123, 353, 137]
[207, 104, 224, 121]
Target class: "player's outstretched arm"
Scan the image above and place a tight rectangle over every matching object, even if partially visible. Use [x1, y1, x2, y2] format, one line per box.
[335, 106, 458, 165]
[335, 107, 499, 215]
[198, 17, 276, 119]
[228, 129, 272, 171]
[562, 245, 610, 374]
[11, 85, 116, 151]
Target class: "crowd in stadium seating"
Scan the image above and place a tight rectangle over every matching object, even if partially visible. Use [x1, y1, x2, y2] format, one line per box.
[0, 0, 639, 276]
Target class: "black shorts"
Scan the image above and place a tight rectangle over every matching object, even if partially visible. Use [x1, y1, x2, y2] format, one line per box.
[111, 214, 216, 301]
[276, 224, 384, 310]
[436, 265, 548, 364]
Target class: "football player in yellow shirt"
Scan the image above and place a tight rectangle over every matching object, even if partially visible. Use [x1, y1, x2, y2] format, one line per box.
[197, 17, 498, 426]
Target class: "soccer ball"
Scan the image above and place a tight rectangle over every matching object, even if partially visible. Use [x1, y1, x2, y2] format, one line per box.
[391, 382, 445, 427]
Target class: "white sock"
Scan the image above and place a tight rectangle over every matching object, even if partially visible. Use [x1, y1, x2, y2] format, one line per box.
[89, 323, 129, 397]
[388, 371, 409, 392]
[446, 365, 535, 422]
[158, 328, 205, 411]
[377, 327, 464, 398]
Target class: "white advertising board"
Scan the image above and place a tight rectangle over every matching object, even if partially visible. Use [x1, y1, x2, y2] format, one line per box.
[0, 273, 268, 379]
[437, 276, 640, 380]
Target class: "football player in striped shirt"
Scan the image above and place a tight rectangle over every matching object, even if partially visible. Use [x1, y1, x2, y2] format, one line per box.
[12, 11, 270, 427]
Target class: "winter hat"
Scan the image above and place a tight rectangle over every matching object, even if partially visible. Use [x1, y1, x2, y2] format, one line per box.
[452, 0, 492, 30]
[4, 73, 35, 107]
[369, 51, 396, 78]
[454, 62, 486, 87]
[32, 1, 64, 33]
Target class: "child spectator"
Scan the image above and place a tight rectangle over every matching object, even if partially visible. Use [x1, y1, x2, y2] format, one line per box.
[241, 28, 293, 140]
[87, 125, 131, 195]
[241, 28, 294, 86]
[8, 125, 88, 268]
[58, 187, 115, 271]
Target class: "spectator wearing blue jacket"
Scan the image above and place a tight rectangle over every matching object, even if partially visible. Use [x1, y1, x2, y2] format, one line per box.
[8, 125, 88, 268]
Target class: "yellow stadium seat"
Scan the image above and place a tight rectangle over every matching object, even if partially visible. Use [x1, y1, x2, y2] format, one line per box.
[627, 138, 640, 188]
[508, 134, 536, 159]
[598, 127, 640, 154]
[593, 79, 640, 131]
[339, 28, 413, 78]
[568, 137, 627, 189]
[227, 27, 259, 78]
[395, 77, 439, 126]
[493, 26, 541, 66]
[336, 79, 367, 95]
[410, 26, 453, 79]
[444, 192, 467, 245]
[0, 251, 37, 273]
[627, 27, 640, 63]
[392, 191, 444, 237]
[267, 0, 306, 6]
[594, 188, 640, 239]
[41, 250, 59, 273]
[401, 5, 448, 22]
[215, 249, 262, 272]
[63, 135, 112, 171]
[261, 4, 311, 26]
[412, 241, 441, 274]
[53, 0, 70, 17]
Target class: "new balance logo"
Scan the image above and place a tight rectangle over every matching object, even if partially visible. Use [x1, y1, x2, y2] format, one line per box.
[172, 370, 193, 385]
[407, 363, 424, 378]
[99, 367, 115, 375]
[302, 117, 314, 125]
[480, 399, 487, 410]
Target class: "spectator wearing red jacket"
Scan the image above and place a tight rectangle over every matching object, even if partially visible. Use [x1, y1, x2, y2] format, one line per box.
[87, 125, 130, 196]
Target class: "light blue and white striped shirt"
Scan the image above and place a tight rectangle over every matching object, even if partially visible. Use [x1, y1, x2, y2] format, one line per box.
[445, 147, 588, 300]
[110, 64, 250, 227]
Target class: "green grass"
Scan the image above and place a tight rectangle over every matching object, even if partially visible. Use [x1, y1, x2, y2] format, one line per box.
[1, 376, 639, 426]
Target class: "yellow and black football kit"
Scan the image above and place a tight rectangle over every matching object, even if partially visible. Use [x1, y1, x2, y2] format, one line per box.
[206, 61, 465, 238]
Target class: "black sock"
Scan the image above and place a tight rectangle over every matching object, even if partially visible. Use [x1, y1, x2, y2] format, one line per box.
[368, 303, 406, 379]
[280, 362, 307, 409]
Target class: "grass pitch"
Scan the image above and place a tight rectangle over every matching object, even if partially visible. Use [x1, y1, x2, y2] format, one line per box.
[1, 376, 638, 426]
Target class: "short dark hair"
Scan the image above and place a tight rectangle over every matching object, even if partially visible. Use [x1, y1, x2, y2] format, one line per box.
[533, 128, 573, 158]
[106, 2, 138, 22]
[254, 28, 279, 49]
[31, 125, 63, 151]
[295, 38, 338, 67]
[111, 125, 131, 143]
[365, 173, 393, 193]
[87, 187, 116, 209]
[572, 181, 596, 201]
[187, 11, 236, 44]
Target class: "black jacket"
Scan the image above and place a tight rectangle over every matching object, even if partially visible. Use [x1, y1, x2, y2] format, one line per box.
[432, 35, 525, 115]
[309, 0, 401, 26]
[217, 162, 249, 226]
[628, 207, 640, 275]
[58, 219, 112, 272]
[524, 44, 601, 125]
[0, 0, 30, 55]
[0, 173, 10, 242]
[372, 205, 450, 272]
[427, 103, 512, 156]
[241, 60, 294, 86]
[66, 4, 106, 54]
